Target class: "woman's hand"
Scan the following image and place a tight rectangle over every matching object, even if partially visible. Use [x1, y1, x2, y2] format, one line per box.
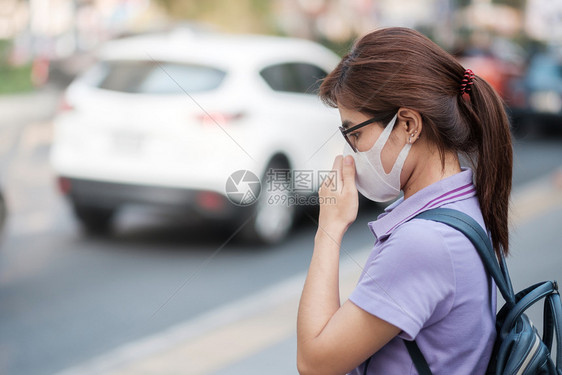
[317, 154, 359, 235]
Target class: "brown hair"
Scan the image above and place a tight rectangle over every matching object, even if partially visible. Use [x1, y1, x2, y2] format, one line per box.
[320, 27, 512, 257]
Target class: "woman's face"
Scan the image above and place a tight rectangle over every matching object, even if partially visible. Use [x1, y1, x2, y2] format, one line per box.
[338, 106, 406, 175]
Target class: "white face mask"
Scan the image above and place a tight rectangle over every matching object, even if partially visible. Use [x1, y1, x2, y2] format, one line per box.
[343, 113, 411, 202]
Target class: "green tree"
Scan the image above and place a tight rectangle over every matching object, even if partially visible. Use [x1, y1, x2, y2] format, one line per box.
[154, 0, 275, 34]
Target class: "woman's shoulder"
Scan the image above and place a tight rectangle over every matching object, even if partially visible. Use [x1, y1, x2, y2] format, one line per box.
[387, 217, 450, 250]
[378, 218, 454, 269]
[387, 196, 485, 248]
[382, 204, 485, 270]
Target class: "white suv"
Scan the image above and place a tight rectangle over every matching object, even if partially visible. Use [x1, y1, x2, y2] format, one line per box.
[51, 30, 343, 244]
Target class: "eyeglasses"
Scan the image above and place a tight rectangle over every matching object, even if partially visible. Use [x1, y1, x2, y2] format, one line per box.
[339, 115, 385, 153]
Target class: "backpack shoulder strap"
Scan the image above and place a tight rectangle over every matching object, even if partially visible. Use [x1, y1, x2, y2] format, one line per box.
[401, 208, 516, 375]
[404, 340, 433, 375]
[414, 208, 514, 304]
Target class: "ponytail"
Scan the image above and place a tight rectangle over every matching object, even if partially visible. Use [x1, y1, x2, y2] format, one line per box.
[462, 76, 513, 257]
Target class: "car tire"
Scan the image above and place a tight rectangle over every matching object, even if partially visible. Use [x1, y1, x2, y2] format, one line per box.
[73, 204, 115, 235]
[239, 159, 296, 246]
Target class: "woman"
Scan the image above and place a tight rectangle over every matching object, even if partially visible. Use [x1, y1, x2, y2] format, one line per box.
[297, 27, 512, 374]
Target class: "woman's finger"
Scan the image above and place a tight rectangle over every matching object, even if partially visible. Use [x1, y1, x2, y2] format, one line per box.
[331, 155, 343, 191]
[342, 155, 356, 192]
[322, 155, 342, 192]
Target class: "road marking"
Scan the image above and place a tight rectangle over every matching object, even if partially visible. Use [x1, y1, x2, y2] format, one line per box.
[510, 170, 562, 227]
[107, 299, 298, 375]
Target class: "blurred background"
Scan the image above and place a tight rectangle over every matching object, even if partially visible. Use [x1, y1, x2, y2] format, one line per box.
[1, 1, 562, 374]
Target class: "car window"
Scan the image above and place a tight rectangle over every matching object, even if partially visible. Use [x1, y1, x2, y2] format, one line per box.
[260, 63, 327, 95]
[89, 60, 226, 94]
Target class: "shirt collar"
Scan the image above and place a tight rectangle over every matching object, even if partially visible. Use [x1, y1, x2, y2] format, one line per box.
[368, 168, 476, 240]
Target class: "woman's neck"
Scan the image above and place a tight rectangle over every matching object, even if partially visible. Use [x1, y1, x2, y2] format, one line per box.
[403, 148, 462, 200]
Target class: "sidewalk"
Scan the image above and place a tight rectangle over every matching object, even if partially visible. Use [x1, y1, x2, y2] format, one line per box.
[57, 169, 562, 375]
[0, 85, 61, 126]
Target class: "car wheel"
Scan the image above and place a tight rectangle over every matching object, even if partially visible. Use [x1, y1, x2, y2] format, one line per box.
[73, 204, 115, 234]
[240, 159, 296, 245]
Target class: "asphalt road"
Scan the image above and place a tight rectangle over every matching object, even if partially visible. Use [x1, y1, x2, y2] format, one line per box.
[0, 88, 561, 375]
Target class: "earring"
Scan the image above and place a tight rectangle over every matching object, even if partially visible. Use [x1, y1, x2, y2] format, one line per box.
[409, 130, 418, 144]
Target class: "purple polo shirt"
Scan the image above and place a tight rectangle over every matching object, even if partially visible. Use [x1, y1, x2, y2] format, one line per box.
[348, 169, 496, 375]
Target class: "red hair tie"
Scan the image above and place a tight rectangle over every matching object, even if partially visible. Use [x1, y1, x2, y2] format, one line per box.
[460, 68, 475, 95]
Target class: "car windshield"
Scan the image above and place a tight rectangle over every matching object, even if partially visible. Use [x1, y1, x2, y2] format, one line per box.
[83, 60, 226, 94]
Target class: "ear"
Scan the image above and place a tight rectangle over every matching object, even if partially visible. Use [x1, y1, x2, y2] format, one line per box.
[397, 108, 423, 144]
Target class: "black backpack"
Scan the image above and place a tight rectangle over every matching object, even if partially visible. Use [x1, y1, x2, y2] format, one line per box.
[403, 208, 562, 375]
